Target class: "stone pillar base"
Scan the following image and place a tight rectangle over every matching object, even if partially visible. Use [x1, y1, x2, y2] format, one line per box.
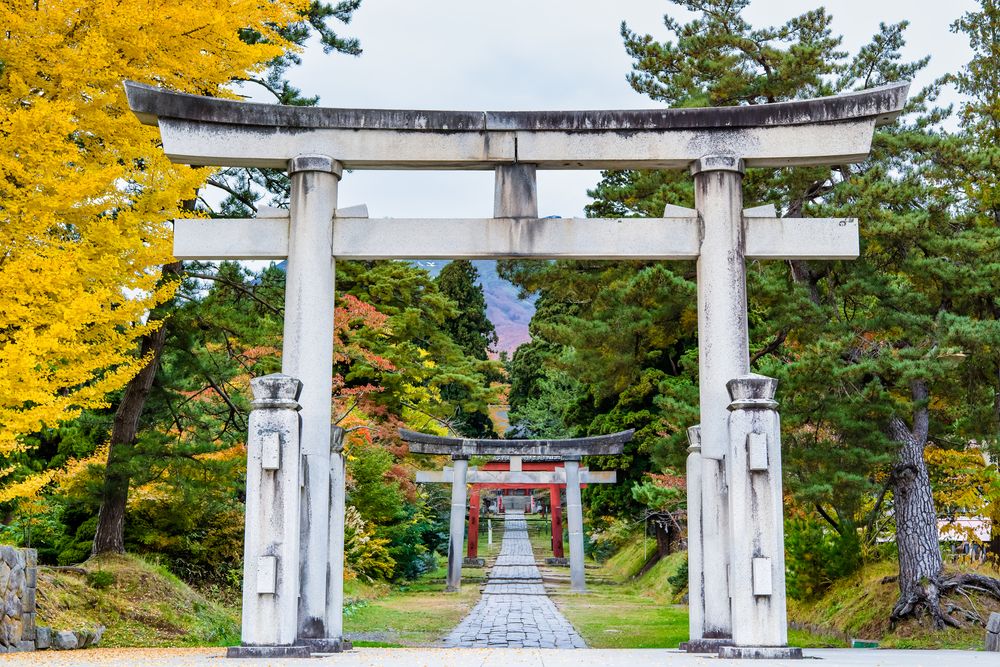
[679, 637, 732, 653]
[463, 557, 485, 567]
[718, 646, 803, 660]
[301, 637, 352, 653]
[227, 645, 311, 659]
[544, 557, 570, 567]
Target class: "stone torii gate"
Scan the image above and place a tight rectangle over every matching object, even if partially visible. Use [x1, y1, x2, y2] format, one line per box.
[414, 455, 618, 582]
[124, 80, 908, 658]
[402, 429, 631, 593]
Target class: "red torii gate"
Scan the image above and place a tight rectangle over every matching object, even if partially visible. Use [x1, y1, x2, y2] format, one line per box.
[468, 459, 581, 561]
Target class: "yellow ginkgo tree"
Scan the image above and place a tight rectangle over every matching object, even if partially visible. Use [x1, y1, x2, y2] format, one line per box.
[0, 0, 315, 454]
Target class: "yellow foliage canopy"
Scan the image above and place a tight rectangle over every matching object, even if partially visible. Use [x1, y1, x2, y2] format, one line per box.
[0, 0, 310, 453]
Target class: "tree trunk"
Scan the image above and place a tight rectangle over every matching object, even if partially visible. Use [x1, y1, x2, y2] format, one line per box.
[654, 519, 673, 558]
[91, 261, 181, 556]
[888, 380, 955, 627]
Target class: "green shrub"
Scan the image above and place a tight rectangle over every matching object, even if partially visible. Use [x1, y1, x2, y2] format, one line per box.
[86, 569, 115, 589]
[785, 517, 862, 600]
[667, 557, 688, 594]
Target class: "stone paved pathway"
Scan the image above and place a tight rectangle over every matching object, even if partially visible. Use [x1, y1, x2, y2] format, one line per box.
[444, 511, 586, 649]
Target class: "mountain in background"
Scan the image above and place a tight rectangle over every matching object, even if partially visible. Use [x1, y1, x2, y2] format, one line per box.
[414, 260, 534, 356]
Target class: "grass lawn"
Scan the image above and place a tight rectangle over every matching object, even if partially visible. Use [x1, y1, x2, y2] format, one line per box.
[552, 581, 689, 648]
[343, 556, 486, 647]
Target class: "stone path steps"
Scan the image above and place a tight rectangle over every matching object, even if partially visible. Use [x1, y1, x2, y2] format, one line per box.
[444, 511, 586, 649]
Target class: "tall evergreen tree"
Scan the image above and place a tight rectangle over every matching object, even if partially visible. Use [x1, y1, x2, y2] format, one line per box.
[506, 0, 1000, 623]
[435, 261, 498, 360]
[430, 261, 501, 437]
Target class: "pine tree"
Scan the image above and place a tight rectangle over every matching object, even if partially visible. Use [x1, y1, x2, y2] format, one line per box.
[435, 261, 498, 360]
[506, 0, 1000, 621]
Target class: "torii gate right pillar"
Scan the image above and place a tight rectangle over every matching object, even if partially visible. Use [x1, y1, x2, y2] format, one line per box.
[692, 155, 748, 639]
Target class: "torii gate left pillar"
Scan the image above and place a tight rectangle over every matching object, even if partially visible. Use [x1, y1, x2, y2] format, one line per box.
[284, 156, 349, 652]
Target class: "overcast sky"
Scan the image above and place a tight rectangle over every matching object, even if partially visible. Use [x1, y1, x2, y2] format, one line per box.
[283, 0, 977, 219]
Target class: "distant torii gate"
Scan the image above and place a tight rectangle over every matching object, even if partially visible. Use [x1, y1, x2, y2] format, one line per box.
[415, 456, 618, 574]
[404, 429, 630, 593]
[124, 80, 908, 659]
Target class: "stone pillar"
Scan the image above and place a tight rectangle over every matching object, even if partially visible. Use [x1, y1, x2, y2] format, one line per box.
[564, 458, 586, 592]
[319, 427, 349, 652]
[685, 426, 705, 643]
[284, 155, 341, 643]
[446, 456, 469, 592]
[494, 163, 538, 218]
[230, 374, 309, 658]
[550, 485, 564, 558]
[720, 375, 801, 660]
[692, 154, 747, 638]
[466, 486, 482, 565]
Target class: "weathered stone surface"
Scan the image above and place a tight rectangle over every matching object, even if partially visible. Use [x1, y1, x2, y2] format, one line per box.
[301, 637, 350, 653]
[0, 562, 10, 595]
[52, 630, 78, 650]
[402, 429, 631, 457]
[124, 81, 908, 170]
[75, 628, 95, 648]
[0, 617, 19, 647]
[5, 589, 21, 618]
[21, 611, 34, 641]
[22, 586, 35, 610]
[9, 565, 24, 597]
[726, 374, 789, 647]
[986, 612, 1000, 651]
[241, 373, 306, 648]
[35, 625, 51, 650]
[226, 645, 311, 658]
[680, 637, 732, 653]
[719, 646, 803, 659]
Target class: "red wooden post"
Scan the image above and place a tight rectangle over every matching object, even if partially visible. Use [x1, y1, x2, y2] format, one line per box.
[550, 484, 564, 558]
[468, 486, 481, 559]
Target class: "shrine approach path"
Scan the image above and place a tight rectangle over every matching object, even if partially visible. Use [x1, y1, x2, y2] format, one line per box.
[443, 511, 585, 649]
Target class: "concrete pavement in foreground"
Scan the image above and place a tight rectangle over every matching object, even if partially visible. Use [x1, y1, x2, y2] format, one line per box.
[2, 647, 997, 666]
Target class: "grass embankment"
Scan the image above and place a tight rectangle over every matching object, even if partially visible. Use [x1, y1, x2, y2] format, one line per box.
[789, 558, 1000, 649]
[36, 554, 239, 647]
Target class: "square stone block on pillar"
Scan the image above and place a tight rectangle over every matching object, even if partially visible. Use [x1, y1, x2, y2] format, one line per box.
[230, 374, 309, 658]
[723, 373, 800, 660]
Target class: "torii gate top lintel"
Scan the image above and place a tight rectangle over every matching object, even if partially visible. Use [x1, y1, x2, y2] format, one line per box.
[123, 80, 909, 170]
[399, 428, 633, 458]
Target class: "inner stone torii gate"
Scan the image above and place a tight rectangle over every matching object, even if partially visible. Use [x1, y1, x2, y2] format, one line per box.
[411, 443, 622, 591]
[125, 80, 907, 658]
